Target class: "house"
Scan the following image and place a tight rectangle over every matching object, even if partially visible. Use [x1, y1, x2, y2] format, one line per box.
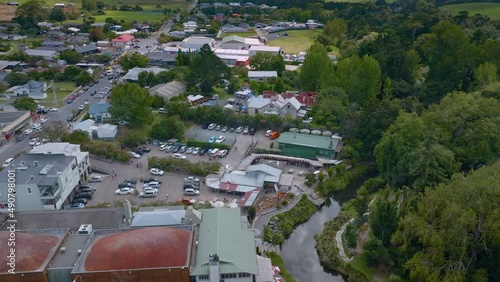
[247, 94, 304, 119]
[0, 60, 20, 71]
[181, 36, 215, 51]
[111, 34, 135, 47]
[0, 33, 26, 40]
[88, 103, 111, 122]
[12, 80, 48, 99]
[0, 110, 32, 145]
[221, 24, 249, 33]
[183, 21, 198, 29]
[191, 208, 259, 281]
[96, 123, 117, 140]
[41, 39, 65, 47]
[96, 40, 110, 47]
[122, 67, 165, 82]
[278, 132, 343, 159]
[220, 35, 261, 50]
[248, 71, 278, 82]
[149, 81, 187, 100]
[24, 49, 59, 60]
[29, 142, 91, 180]
[0, 153, 81, 211]
[73, 119, 117, 140]
[74, 43, 99, 55]
[306, 19, 324, 28]
[248, 45, 283, 56]
[35, 45, 70, 53]
[146, 51, 176, 67]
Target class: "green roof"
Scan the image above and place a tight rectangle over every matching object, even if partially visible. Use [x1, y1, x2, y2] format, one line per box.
[278, 132, 337, 150]
[191, 208, 258, 276]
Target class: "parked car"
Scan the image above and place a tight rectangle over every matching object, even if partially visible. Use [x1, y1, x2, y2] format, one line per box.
[123, 178, 137, 184]
[78, 105, 85, 111]
[159, 144, 168, 151]
[215, 135, 225, 143]
[266, 130, 272, 137]
[210, 148, 220, 156]
[235, 126, 243, 133]
[192, 147, 201, 155]
[186, 147, 194, 154]
[158, 108, 167, 114]
[208, 123, 217, 130]
[144, 181, 161, 189]
[150, 168, 165, 176]
[72, 198, 88, 205]
[172, 145, 180, 153]
[140, 190, 158, 198]
[178, 197, 196, 205]
[215, 125, 222, 131]
[139, 147, 151, 153]
[249, 128, 256, 135]
[75, 192, 93, 199]
[88, 175, 103, 182]
[179, 145, 188, 153]
[3, 158, 14, 167]
[208, 136, 217, 143]
[118, 182, 135, 188]
[142, 177, 161, 184]
[24, 128, 33, 135]
[115, 187, 135, 195]
[199, 148, 207, 156]
[47, 107, 58, 112]
[243, 127, 249, 135]
[184, 188, 200, 196]
[29, 138, 39, 146]
[40, 117, 48, 124]
[79, 185, 96, 191]
[173, 153, 187, 159]
[184, 183, 200, 190]
[184, 176, 200, 183]
[269, 131, 281, 140]
[68, 203, 85, 209]
[229, 127, 235, 132]
[222, 126, 228, 132]
[129, 151, 141, 159]
[66, 115, 74, 122]
[218, 150, 228, 158]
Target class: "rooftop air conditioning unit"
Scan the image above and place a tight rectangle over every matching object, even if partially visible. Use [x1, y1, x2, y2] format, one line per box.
[78, 224, 93, 234]
[60, 247, 66, 253]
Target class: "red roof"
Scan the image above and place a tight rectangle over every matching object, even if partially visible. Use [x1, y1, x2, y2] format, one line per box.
[0, 232, 60, 273]
[112, 34, 135, 42]
[83, 227, 190, 271]
[220, 181, 238, 191]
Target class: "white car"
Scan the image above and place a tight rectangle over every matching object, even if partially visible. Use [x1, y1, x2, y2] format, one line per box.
[184, 176, 200, 183]
[84, 99, 89, 105]
[3, 158, 14, 168]
[210, 148, 220, 156]
[173, 153, 186, 159]
[115, 187, 135, 195]
[40, 117, 48, 124]
[266, 130, 272, 137]
[78, 105, 85, 111]
[94, 94, 104, 98]
[159, 144, 168, 151]
[218, 150, 228, 158]
[29, 138, 39, 146]
[150, 168, 164, 176]
[33, 142, 42, 147]
[89, 175, 104, 182]
[192, 147, 201, 155]
[47, 107, 58, 112]
[32, 123, 41, 129]
[186, 147, 194, 154]
[208, 123, 217, 130]
[235, 126, 244, 133]
[24, 128, 33, 135]
[129, 151, 141, 159]
[215, 135, 225, 143]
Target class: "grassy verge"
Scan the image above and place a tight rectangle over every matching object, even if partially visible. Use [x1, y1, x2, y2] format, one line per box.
[350, 253, 375, 280]
[40, 81, 78, 108]
[266, 252, 297, 282]
[268, 29, 322, 54]
[438, 3, 500, 19]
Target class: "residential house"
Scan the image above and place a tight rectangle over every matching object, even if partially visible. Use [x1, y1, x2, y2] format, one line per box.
[12, 80, 48, 99]
[74, 43, 99, 55]
[247, 94, 304, 119]
[149, 81, 187, 100]
[96, 123, 117, 140]
[96, 41, 110, 47]
[47, 30, 67, 40]
[0, 153, 81, 211]
[41, 39, 65, 47]
[183, 21, 198, 29]
[248, 45, 283, 56]
[24, 49, 59, 60]
[35, 45, 70, 53]
[0, 33, 26, 40]
[73, 119, 117, 140]
[111, 34, 135, 48]
[146, 52, 176, 67]
[29, 142, 91, 180]
[181, 36, 215, 51]
[88, 103, 111, 122]
[248, 71, 278, 82]
[220, 35, 261, 50]
[0, 60, 20, 71]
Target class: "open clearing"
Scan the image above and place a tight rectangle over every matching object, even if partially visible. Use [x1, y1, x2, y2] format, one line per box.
[439, 3, 500, 19]
[0, 4, 16, 21]
[268, 29, 322, 54]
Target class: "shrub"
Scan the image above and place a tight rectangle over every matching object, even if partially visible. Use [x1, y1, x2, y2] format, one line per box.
[186, 140, 230, 150]
[282, 200, 288, 206]
[148, 156, 221, 175]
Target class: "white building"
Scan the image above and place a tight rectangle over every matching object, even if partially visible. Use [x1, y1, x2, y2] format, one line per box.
[248, 45, 283, 56]
[11, 80, 48, 99]
[220, 35, 261, 50]
[181, 36, 215, 51]
[248, 71, 278, 82]
[247, 94, 304, 118]
[121, 67, 165, 82]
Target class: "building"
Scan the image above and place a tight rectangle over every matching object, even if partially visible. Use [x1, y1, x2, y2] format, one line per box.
[29, 142, 91, 180]
[146, 51, 176, 67]
[248, 71, 278, 82]
[181, 36, 215, 51]
[0, 110, 32, 145]
[0, 153, 80, 211]
[247, 94, 304, 119]
[73, 43, 99, 55]
[73, 119, 117, 140]
[191, 208, 258, 281]
[278, 132, 343, 159]
[220, 35, 261, 50]
[214, 48, 250, 66]
[149, 81, 187, 100]
[24, 49, 59, 60]
[0, 60, 20, 71]
[131, 206, 187, 227]
[71, 226, 193, 282]
[96, 40, 110, 47]
[111, 34, 135, 47]
[221, 24, 249, 33]
[41, 39, 65, 47]
[88, 103, 111, 122]
[248, 45, 283, 56]
[122, 66, 165, 82]
[12, 80, 48, 99]
[0, 33, 25, 40]
[96, 123, 117, 140]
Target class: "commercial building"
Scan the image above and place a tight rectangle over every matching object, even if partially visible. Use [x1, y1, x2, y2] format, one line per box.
[248, 71, 278, 82]
[248, 45, 283, 56]
[181, 36, 215, 51]
[278, 132, 343, 159]
[214, 48, 250, 66]
[149, 80, 187, 100]
[0, 153, 80, 211]
[0, 110, 32, 145]
[220, 35, 261, 50]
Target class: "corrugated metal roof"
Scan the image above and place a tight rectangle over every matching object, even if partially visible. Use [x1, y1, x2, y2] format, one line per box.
[191, 208, 258, 275]
[278, 132, 336, 150]
[130, 210, 185, 227]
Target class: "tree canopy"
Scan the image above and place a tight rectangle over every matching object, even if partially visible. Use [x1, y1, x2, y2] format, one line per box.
[189, 44, 229, 95]
[13, 97, 37, 111]
[118, 53, 150, 70]
[108, 83, 153, 126]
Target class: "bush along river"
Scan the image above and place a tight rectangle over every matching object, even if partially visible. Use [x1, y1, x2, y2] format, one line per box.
[279, 171, 376, 282]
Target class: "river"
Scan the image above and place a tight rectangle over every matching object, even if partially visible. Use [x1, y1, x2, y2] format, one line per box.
[280, 176, 371, 282]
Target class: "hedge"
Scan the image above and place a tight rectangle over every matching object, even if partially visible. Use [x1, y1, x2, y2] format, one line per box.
[186, 140, 230, 150]
[148, 156, 221, 176]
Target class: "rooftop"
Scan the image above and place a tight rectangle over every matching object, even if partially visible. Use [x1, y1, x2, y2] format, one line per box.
[248, 71, 278, 78]
[74, 43, 98, 54]
[249, 45, 282, 52]
[122, 67, 165, 81]
[0, 60, 20, 70]
[130, 210, 186, 227]
[278, 132, 339, 150]
[247, 96, 271, 109]
[50, 234, 90, 268]
[88, 103, 110, 115]
[0, 229, 67, 273]
[76, 227, 192, 273]
[0, 110, 30, 130]
[149, 80, 187, 99]
[112, 34, 134, 42]
[29, 142, 88, 165]
[191, 208, 258, 275]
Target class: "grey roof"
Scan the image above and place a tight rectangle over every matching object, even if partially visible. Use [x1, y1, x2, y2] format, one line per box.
[149, 81, 186, 99]
[220, 164, 282, 188]
[50, 234, 90, 268]
[130, 210, 185, 227]
[247, 96, 271, 109]
[42, 39, 65, 46]
[23, 80, 46, 91]
[88, 103, 110, 115]
[248, 71, 278, 78]
[146, 51, 175, 62]
[182, 36, 214, 50]
[35, 45, 70, 52]
[191, 208, 258, 275]
[0, 153, 75, 184]
[0, 110, 29, 129]
[0, 60, 20, 70]
[74, 43, 98, 54]
[122, 67, 165, 81]
[255, 255, 274, 282]
[0, 208, 126, 231]
[25, 49, 59, 57]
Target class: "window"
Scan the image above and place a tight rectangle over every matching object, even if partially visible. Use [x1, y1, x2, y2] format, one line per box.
[27, 188, 32, 194]
[239, 273, 250, 277]
[198, 275, 209, 280]
[221, 273, 237, 279]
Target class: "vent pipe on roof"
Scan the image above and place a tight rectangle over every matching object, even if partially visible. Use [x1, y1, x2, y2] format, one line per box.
[60, 247, 66, 253]
[77, 249, 82, 256]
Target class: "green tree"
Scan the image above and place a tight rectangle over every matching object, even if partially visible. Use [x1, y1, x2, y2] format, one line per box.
[138, 71, 158, 88]
[299, 43, 333, 91]
[473, 61, 498, 89]
[15, 0, 49, 28]
[82, 0, 97, 12]
[311, 86, 348, 130]
[89, 28, 105, 42]
[13, 97, 37, 111]
[151, 117, 185, 140]
[248, 206, 256, 223]
[118, 53, 149, 70]
[370, 189, 399, 247]
[394, 163, 500, 281]
[189, 44, 229, 94]
[323, 18, 347, 40]
[109, 83, 153, 126]
[273, 78, 285, 93]
[175, 49, 184, 66]
[60, 50, 84, 64]
[63, 66, 82, 81]
[249, 53, 285, 75]
[5, 72, 29, 86]
[151, 95, 165, 109]
[74, 72, 93, 86]
[63, 130, 90, 144]
[49, 7, 66, 22]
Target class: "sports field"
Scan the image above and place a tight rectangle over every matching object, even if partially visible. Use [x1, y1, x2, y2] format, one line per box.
[438, 3, 500, 19]
[267, 29, 322, 54]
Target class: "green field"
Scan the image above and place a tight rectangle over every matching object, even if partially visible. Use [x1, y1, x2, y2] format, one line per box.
[40, 81, 78, 107]
[268, 29, 322, 54]
[66, 9, 167, 23]
[439, 3, 500, 19]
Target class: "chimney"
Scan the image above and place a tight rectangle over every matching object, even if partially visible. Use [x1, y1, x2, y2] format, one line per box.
[124, 199, 132, 221]
[34, 161, 39, 167]
[209, 254, 220, 282]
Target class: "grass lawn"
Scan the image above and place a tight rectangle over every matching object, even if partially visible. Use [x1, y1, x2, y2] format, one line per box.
[350, 254, 375, 280]
[15, 0, 189, 7]
[221, 30, 258, 38]
[439, 3, 500, 19]
[39, 81, 78, 108]
[268, 29, 322, 54]
[66, 10, 167, 24]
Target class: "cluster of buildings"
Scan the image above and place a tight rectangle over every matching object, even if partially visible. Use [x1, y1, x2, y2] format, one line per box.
[0, 205, 284, 282]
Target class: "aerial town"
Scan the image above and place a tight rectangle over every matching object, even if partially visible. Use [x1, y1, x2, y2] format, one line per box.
[0, 0, 499, 281]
